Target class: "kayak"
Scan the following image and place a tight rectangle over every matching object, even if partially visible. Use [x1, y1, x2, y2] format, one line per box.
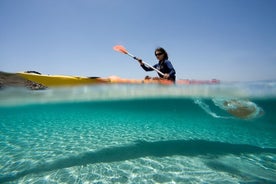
[17, 72, 220, 87]
[17, 72, 109, 87]
[16, 72, 174, 86]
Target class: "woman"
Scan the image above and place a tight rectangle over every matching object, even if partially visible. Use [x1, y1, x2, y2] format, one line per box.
[138, 47, 176, 82]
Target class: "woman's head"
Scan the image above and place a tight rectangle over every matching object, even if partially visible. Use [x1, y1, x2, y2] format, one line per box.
[155, 47, 168, 60]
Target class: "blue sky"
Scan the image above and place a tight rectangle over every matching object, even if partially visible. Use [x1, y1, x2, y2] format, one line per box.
[1, 0, 276, 81]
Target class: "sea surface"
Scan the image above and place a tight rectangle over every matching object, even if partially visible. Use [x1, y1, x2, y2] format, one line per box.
[0, 82, 276, 183]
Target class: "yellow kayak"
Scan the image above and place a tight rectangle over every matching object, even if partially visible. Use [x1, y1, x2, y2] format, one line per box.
[16, 72, 175, 86]
[17, 72, 110, 87]
[17, 72, 220, 87]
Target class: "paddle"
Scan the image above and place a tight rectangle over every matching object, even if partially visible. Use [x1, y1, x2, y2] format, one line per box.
[113, 45, 164, 76]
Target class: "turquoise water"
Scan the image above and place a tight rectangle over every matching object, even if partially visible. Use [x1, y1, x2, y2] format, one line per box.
[0, 82, 276, 183]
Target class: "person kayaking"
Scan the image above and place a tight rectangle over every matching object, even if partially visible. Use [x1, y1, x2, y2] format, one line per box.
[137, 47, 176, 82]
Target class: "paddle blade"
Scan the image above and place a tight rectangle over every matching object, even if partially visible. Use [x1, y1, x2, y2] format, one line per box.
[113, 45, 128, 54]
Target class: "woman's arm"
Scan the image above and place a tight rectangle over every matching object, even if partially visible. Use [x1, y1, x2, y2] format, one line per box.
[137, 58, 154, 72]
[165, 60, 176, 77]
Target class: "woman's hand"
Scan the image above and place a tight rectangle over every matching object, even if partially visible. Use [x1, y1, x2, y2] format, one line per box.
[163, 73, 170, 79]
[137, 58, 144, 65]
[135, 57, 144, 65]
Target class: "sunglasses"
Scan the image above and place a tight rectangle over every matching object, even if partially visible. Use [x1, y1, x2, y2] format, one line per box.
[155, 52, 163, 56]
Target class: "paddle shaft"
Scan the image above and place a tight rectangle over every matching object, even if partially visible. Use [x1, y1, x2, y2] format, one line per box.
[126, 52, 164, 76]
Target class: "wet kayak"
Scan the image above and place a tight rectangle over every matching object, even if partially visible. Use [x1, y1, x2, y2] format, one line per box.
[17, 72, 220, 87]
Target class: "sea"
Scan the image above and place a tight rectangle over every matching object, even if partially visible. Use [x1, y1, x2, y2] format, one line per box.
[0, 81, 276, 183]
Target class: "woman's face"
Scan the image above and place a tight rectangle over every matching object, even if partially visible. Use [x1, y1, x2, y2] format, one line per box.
[155, 51, 164, 61]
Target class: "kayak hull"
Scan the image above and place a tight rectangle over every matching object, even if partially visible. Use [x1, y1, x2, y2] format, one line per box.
[17, 72, 220, 87]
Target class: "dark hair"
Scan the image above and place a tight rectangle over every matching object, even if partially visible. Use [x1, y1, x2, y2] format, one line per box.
[155, 47, 168, 60]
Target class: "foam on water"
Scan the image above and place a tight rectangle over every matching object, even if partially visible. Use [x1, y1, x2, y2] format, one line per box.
[0, 82, 276, 183]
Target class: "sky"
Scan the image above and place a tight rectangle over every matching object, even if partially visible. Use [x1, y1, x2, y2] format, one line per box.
[1, 0, 276, 81]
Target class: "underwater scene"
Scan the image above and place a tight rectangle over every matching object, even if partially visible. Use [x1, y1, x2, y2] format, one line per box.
[0, 82, 276, 183]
